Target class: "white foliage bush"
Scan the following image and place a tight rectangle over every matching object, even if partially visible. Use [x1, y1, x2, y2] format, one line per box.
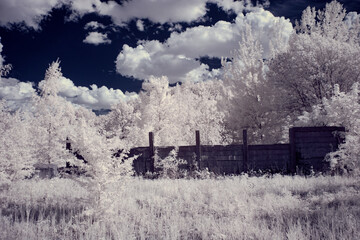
[297, 83, 360, 174]
[0, 60, 136, 222]
[154, 148, 187, 179]
[0, 101, 36, 185]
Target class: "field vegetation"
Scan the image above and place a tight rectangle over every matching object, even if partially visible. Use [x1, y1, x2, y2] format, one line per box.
[1, 175, 359, 240]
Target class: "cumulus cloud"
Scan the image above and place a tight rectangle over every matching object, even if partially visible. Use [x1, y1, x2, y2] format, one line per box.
[66, 0, 100, 18]
[48, 76, 137, 110]
[0, 0, 62, 30]
[84, 21, 105, 30]
[97, 0, 207, 25]
[345, 12, 359, 27]
[136, 19, 145, 31]
[83, 32, 111, 45]
[116, 9, 293, 83]
[0, 0, 101, 29]
[0, 0, 258, 30]
[211, 0, 248, 13]
[168, 23, 183, 32]
[0, 77, 35, 100]
[0, 75, 136, 111]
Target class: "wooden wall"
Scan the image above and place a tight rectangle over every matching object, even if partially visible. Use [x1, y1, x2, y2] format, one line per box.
[290, 127, 345, 174]
[129, 127, 345, 175]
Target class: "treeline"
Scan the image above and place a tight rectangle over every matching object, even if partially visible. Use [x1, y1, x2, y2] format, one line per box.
[1, 1, 360, 183]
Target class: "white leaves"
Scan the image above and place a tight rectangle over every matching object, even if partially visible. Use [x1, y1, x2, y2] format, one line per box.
[39, 59, 62, 97]
[295, 0, 359, 43]
[296, 82, 360, 174]
[268, 32, 360, 114]
[106, 76, 226, 147]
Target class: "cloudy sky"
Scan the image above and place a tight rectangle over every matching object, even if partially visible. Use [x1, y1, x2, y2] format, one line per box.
[0, 0, 359, 110]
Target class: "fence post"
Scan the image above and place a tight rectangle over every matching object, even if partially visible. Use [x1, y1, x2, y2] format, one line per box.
[149, 132, 155, 172]
[289, 128, 296, 174]
[196, 130, 202, 169]
[243, 129, 248, 172]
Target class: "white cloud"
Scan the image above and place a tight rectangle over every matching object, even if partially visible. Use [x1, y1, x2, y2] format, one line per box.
[83, 32, 111, 45]
[53, 76, 137, 110]
[0, 0, 101, 29]
[0, 75, 137, 111]
[169, 23, 183, 32]
[136, 19, 145, 31]
[211, 0, 248, 13]
[345, 12, 359, 28]
[115, 9, 293, 83]
[116, 42, 213, 83]
[84, 21, 105, 30]
[97, 0, 208, 25]
[0, 0, 62, 30]
[0, 78, 35, 100]
[0, 0, 262, 30]
[66, 0, 100, 16]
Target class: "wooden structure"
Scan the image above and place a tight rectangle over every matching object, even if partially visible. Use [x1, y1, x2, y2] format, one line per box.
[128, 126, 345, 175]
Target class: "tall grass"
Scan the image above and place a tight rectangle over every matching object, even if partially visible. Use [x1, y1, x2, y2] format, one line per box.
[0, 175, 359, 239]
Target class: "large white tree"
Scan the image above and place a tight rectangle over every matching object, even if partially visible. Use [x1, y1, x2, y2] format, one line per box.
[31, 60, 79, 167]
[269, 1, 360, 115]
[173, 79, 226, 145]
[220, 25, 286, 144]
[104, 76, 227, 147]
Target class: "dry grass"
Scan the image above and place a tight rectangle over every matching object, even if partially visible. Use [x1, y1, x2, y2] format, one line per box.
[0, 175, 359, 239]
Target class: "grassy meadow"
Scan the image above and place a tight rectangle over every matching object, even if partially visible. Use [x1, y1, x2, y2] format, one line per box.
[0, 175, 359, 240]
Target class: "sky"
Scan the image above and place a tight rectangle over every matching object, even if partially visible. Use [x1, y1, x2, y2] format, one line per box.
[0, 0, 359, 110]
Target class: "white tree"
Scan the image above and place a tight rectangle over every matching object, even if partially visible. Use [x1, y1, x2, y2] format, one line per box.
[34, 60, 135, 218]
[132, 76, 226, 147]
[269, 1, 360, 116]
[297, 83, 360, 175]
[135, 76, 180, 146]
[99, 98, 142, 149]
[295, 0, 359, 43]
[0, 101, 37, 184]
[31, 60, 79, 167]
[175, 80, 226, 145]
[220, 25, 285, 144]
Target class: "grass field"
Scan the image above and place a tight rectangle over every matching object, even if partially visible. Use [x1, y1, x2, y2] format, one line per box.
[0, 175, 359, 240]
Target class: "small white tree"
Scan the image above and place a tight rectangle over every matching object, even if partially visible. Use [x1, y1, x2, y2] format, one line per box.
[99, 98, 142, 149]
[31, 60, 79, 167]
[33, 60, 135, 219]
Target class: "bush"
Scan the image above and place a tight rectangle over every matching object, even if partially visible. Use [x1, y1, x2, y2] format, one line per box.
[297, 83, 360, 175]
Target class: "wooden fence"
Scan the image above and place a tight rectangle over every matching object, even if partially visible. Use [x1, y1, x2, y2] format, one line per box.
[128, 126, 345, 175]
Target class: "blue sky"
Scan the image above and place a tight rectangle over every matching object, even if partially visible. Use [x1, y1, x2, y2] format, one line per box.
[0, 0, 359, 110]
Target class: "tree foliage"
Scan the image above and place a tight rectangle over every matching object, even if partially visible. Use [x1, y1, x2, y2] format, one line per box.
[220, 25, 286, 144]
[268, 1, 360, 116]
[297, 83, 360, 175]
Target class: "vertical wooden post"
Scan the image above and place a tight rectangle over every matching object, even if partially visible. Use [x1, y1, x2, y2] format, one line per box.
[196, 130, 202, 170]
[289, 128, 296, 174]
[149, 132, 155, 172]
[243, 129, 248, 173]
